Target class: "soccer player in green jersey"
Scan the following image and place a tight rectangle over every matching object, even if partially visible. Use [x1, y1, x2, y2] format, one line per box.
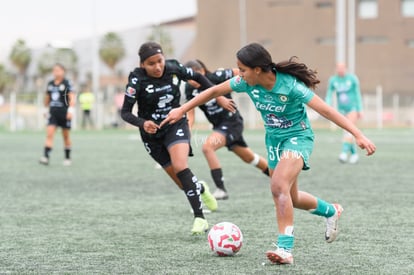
[161, 43, 376, 264]
[326, 63, 363, 164]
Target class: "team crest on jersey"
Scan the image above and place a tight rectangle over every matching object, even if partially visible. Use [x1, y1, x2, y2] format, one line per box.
[172, 74, 179, 86]
[279, 95, 288, 102]
[215, 71, 223, 77]
[126, 87, 136, 97]
[234, 76, 242, 84]
[59, 84, 66, 91]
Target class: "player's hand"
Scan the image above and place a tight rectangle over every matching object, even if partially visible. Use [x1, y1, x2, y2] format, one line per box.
[143, 120, 159, 134]
[66, 112, 73, 120]
[355, 134, 376, 156]
[216, 96, 237, 113]
[160, 107, 184, 128]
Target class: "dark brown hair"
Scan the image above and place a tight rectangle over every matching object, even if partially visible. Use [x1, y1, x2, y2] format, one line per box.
[236, 43, 320, 89]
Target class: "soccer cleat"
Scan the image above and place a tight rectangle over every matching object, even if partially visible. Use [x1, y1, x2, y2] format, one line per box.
[39, 156, 49, 165]
[63, 159, 72, 166]
[199, 181, 218, 212]
[349, 154, 359, 164]
[325, 204, 344, 243]
[191, 217, 208, 235]
[338, 152, 348, 163]
[213, 188, 229, 200]
[266, 246, 294, 265]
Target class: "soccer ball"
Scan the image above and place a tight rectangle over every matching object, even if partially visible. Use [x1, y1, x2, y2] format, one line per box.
[207, 222, 243, 256]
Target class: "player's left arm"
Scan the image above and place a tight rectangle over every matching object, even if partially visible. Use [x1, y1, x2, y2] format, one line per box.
[66, 90, 76, 120]
[307, 95, 376, 155]
[353, 75, 363, 117]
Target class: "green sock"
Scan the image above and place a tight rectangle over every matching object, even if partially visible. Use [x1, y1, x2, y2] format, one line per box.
[310, 198, 336, 218]
[342, 142, 351, 153]
[350, 143, 357, 154]
[277, 234, 294, 252]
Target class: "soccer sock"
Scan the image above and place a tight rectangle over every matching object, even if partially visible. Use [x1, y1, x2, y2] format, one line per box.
[44, 147, 52, 158]
[176, 168, 204, 219]
[211, 168, 226, 191]
[277, 226, 294, 252]
[64, 147, 71, 160]
[342, 142, 351, 154]
[350, 142, 357, 155]
[262, 167, 270, 176]
[309, 198, 336, 218]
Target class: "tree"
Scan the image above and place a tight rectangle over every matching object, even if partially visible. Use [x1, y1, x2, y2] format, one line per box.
[37, 47, 78, 82]
[0, 64, 12, 94]
[9, 39, 31, 74]
[99, 32, 125, 71]
[147, 25, 174, 57]
[9, 39, 31, 92]
[37, 51, 55, 77]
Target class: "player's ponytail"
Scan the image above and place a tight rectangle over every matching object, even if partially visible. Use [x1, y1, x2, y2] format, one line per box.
[236, 43, 320, 89]
[273, 57, 320, 89]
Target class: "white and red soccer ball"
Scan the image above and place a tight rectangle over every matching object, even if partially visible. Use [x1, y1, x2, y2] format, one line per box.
[208, 222, 243, 256]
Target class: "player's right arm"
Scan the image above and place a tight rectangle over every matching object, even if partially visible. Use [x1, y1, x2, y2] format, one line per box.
[43, 87, 51, 118]
[161, 80, 234, 127]
[120, 73, 159, 134]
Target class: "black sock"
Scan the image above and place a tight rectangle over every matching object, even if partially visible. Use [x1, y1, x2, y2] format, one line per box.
[176, 168, 204, 219]
[262, 167, 270, 177]
[65, 148, 71, 159]
[44, 147, 52, 158]
[211, 168, 226, 191]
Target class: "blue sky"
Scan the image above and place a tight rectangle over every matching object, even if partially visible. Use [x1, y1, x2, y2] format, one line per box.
[0, 0, 196, 62]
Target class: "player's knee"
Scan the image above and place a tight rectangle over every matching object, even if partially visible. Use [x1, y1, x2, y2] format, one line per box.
[202, 142, 214, 155]
[270, 177, 289, 198]
[244, 153, 259, 165]
[171, 162, 188, 173]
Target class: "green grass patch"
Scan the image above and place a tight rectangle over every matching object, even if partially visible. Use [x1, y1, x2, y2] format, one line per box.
[0, 128, 413, 274]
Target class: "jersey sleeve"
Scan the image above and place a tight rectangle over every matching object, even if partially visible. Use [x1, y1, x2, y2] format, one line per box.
[184, 83, 196, 101]
[292, 81, 315, 104]
[66, 80, 74, 93]
[209, 69, 234, 84]
[325, 77, 335, 106]
[229, 76, 248, 93]
[124, 71, 139, 104]
[351, 75, 363, 111]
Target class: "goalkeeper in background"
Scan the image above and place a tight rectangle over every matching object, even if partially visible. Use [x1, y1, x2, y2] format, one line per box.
[325, 63, 362, 164]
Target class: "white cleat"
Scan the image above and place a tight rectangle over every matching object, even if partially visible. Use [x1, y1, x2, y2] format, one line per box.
[213, 188, 229, 200]
[325, 204, 344, 243]
[63, 159, 72, 166]
[39, 156, 49, 165]
[349, 154, 359, 164]
[338, 152, 348, 163]
[266, 246, 294, 265]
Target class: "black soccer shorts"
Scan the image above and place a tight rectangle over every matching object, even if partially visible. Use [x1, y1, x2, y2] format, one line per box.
[212, 115, 248, 150]
[48, 109, 71, 129]
[140, 118, 192, 168]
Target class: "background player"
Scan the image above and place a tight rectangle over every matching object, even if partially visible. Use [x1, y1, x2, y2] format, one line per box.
[161, 43, 376, 264]
[121, 42, 224, 234]
[185, 60, 269, 200]
[326, 63, 363, 164]
[39, 63, 75, 166]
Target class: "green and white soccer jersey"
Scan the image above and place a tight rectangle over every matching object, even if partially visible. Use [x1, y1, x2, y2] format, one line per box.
[326, 73, 362, 114]
[230, 72, 315, 170]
